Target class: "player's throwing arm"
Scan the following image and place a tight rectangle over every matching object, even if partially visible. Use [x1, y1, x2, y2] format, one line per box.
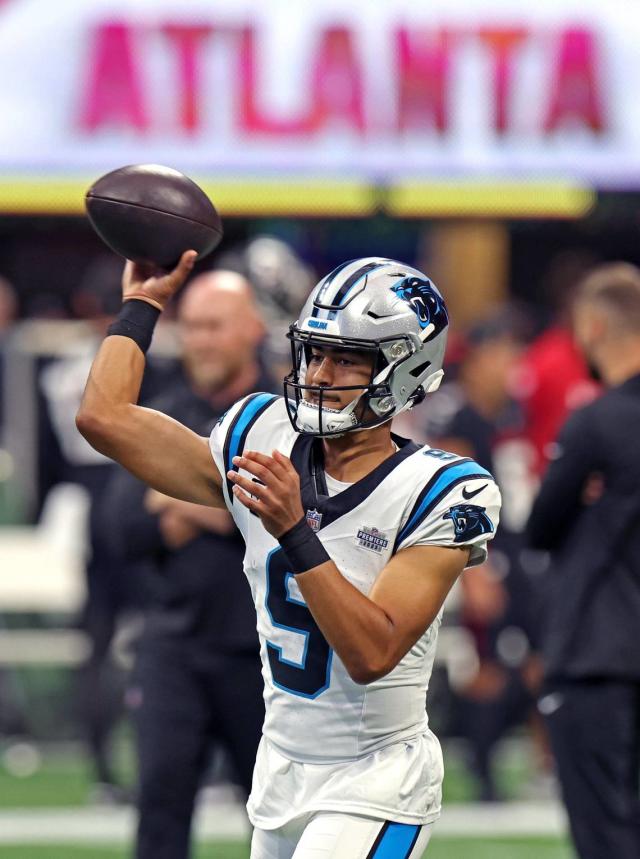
[76, 251, 225, 509]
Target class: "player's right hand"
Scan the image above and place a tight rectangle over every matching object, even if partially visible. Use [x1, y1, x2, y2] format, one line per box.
[122, 249, 197, 310]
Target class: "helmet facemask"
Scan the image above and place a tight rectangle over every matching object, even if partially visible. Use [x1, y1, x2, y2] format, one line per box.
[284, 327, 432, 437]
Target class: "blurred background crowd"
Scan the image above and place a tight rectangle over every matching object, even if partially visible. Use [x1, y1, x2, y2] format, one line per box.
[0, 218, 617, 800]
[2, 1, 640, 856]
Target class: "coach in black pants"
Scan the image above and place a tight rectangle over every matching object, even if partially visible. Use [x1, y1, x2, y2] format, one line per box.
[527, 263, 640, 859]
[103, 270, 271, 859]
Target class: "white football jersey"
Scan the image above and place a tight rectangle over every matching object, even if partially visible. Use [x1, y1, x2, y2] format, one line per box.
[209, 394, 501, 766]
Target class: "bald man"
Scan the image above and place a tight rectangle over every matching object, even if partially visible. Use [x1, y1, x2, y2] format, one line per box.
[178, 270, 266, 400]
[101, 270, 273, 859]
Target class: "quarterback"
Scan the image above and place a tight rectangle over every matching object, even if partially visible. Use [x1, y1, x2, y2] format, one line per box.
[77, 251, 501, 859]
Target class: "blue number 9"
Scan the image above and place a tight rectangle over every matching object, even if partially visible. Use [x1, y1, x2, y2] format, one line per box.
[265, 548, 333, 698]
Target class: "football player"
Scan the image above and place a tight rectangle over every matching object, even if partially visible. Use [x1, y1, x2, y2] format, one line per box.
[77, 252, 501, 859]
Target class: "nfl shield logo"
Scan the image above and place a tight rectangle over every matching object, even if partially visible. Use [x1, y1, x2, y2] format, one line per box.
[306, 509, 323, 531]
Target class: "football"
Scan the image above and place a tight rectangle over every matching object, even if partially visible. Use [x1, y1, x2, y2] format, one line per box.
[85, 164, 223, 269]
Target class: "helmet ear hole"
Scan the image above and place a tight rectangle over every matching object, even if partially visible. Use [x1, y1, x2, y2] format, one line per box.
[373, 350, 389, 376]
[409, 360, 431, 378]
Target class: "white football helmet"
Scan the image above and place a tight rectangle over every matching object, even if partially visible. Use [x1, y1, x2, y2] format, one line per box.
[284, 257, 449, 436]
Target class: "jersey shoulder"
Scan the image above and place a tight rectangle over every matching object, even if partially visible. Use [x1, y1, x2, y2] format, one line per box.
[396, 445, 501, 567]
[209, 393, 293, 508]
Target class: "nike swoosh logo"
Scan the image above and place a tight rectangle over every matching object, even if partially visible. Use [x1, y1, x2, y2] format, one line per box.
[462, 483, 488, 499]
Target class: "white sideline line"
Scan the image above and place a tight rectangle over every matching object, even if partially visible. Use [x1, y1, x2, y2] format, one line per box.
[439, 801, 567, 836]
[0, 801, 567, 844]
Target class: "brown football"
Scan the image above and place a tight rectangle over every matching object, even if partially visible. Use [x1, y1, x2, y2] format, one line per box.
[85, 164, 223, 268]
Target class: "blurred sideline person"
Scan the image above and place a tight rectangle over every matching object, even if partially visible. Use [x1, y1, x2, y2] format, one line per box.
[424, 310, 543, 800]
[0, 275, 24, 735]
[102, 271, 268, 859]
[527, 263, 640, 859]
[0, 275, 18, 441]
[217, 235, 315, 381]
[38, 257, 174, 800]
[77, 253, 501, 859]
[515, 251, 600, 478]
[0, 275, 19, 524]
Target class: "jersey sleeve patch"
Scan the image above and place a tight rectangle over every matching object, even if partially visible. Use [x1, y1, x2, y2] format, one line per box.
[396, 459, 501, 566]
[442, 503, 494, 543]
[395, 459, 492, 549]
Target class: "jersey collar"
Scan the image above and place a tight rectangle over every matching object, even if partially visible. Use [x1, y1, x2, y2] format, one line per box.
[290, 434, 421, 531]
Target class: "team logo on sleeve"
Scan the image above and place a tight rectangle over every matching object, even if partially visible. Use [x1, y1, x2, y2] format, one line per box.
[356, 526, 390, 553]
[390, 277, 449, 340]
[442, 504, 493, 542]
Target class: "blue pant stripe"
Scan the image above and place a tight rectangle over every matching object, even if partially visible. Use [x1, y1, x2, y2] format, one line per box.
[370, 822, 421, 859]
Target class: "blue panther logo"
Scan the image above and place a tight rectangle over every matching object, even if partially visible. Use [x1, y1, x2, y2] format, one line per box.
[390, 277, 448, 340]
[442, 504, 493, 543]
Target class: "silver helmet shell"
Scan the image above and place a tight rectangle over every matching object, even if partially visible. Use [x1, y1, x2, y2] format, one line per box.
[285, 257, 449, 436]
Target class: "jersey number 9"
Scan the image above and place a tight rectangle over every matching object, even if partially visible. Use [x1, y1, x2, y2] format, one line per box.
[265, 548, 333, 698]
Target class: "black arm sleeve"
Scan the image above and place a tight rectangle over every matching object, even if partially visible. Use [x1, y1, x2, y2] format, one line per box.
[526, 407, 599, 551]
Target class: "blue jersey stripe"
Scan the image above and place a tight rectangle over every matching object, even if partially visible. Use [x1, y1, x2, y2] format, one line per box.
[227, 393, 279, 471]
[397, 460, 492, 546]
[369, 822, 421, 859]
[224, 393, 279, 501]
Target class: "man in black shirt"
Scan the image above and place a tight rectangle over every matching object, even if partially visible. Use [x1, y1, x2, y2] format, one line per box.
[527, 262, 640, 859]
[37, 269, 174, 798]
[104, 270, 272, 859]
[424, 311, 536, 802]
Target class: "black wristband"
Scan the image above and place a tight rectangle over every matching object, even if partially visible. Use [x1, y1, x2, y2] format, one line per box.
[107, 300, 161, 354]
[278, 516, 331, 574]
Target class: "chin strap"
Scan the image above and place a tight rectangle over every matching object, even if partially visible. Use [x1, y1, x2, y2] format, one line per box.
[296, 399, 359, 435]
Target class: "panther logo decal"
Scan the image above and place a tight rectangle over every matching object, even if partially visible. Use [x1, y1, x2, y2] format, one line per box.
[390, 277, 448, 340]
[442, 504, 493, 543]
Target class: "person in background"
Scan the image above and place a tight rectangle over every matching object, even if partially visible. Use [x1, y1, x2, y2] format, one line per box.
[0, 275, 18, 439]
[424, 308, 541, 800]
[218, 235, 315, 381]
[0, 275, 24, 734]
[0, 275, 19, 520]
[515, 251, 600, 478]
[103, 270, 269, 859]
[527, 262, 640, 859]
[38, 256, 174, 801]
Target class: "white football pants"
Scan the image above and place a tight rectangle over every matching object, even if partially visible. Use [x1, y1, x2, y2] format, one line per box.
[250, 812, 433, 859]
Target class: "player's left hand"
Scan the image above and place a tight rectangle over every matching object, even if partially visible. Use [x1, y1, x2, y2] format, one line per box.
[228, 450, 305, 537]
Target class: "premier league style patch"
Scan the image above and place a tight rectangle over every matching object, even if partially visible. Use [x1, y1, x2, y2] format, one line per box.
[356, 526, 390, 553]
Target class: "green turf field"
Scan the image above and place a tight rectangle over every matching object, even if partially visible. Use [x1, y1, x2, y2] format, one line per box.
[0, 837, 573, 859]
[0, 736, 540, 807]
[0, 737, 572, 858]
